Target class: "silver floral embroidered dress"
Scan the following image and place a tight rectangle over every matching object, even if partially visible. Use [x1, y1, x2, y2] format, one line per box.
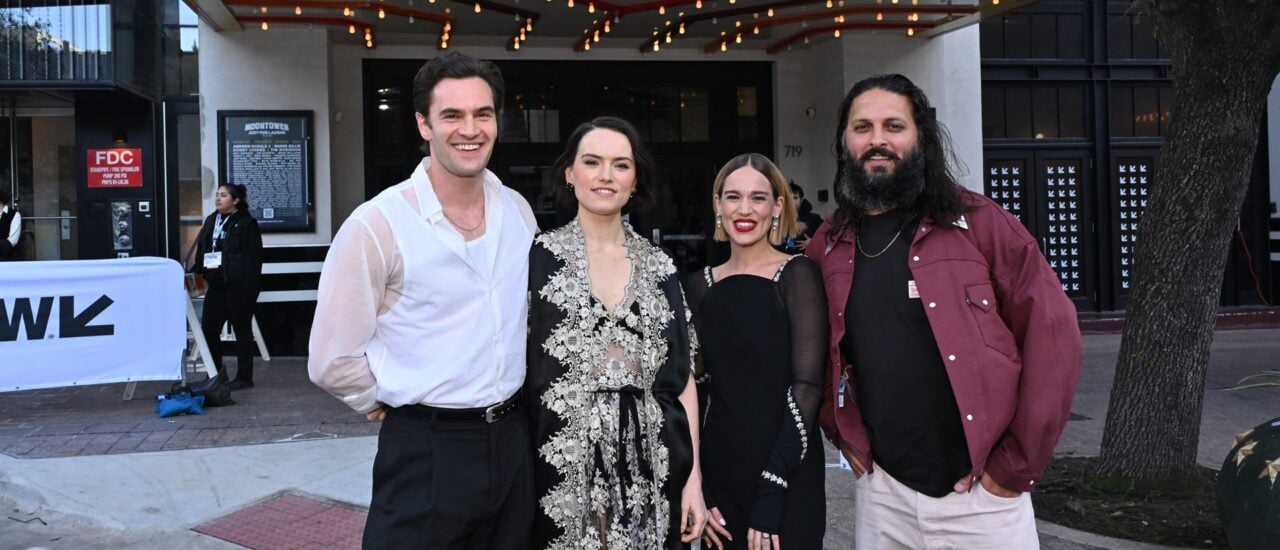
[526, 219, 695, 550]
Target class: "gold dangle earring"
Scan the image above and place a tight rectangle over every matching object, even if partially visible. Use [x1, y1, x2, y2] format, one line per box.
[770, 216, 780, 243]
[714, 214, 727, 241]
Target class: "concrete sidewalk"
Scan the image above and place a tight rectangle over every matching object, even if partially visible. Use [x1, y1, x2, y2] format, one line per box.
[2, 328, 1277, 549]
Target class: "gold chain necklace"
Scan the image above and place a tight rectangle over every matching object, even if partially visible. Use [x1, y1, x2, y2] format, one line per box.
[442, 208, 483, 233]
[857, 228, 902, 258]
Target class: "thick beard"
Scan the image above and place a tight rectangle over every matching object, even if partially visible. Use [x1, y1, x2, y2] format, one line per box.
[837, 146, 926, 214]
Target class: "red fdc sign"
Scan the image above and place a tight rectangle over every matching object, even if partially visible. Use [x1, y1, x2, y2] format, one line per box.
[87, 148, 143, 188]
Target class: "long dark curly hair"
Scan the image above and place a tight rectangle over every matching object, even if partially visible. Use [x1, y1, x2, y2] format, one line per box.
[828, 74, 969, 238]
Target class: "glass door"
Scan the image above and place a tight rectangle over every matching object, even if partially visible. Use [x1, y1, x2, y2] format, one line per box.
[1, 94, 78, 260]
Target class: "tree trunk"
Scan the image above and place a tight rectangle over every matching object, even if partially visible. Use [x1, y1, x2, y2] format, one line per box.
[1097, 0, 1280, 485]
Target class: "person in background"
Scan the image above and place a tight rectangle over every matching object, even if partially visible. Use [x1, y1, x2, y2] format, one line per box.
[193, 183, 263, 391]
[0, 188, 21, 260]
[789, 183, 823, 253]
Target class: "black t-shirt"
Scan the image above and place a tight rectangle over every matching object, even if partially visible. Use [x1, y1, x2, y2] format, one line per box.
[840, 208, 971, 497]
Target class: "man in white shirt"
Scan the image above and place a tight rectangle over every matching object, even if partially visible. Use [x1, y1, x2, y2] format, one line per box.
[309, 52, 538, 548]
[0, 188, 20, 260]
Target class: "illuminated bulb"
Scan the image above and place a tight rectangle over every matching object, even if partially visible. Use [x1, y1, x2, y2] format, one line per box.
[804, 36, 809, 44]
[584, 40, 591, 50]
[876, 12, 882, 20]
[567, 0, 573, 8]
[767, 8, 774, 16]
[295, 6, 301, 15]
[834, 29, 841, 37]
[593, 29, 600, 41]
[734, 34, 741, 43]
[907, 27, 914, 35]
[833, 16, 839, 23]
[653, 42, 659, 51]
[520, 28, 526, 39]
[378, 8, 385, 18]
[261, 21, 269, 30]
[343, 7, 351, 16]
[993, 0, 1000, 4]
[588, 2, 595, 13]
[441, 40, 448, 48]
[665, 33, 671, 43]
[474, 2, 481, 13]
[605, 19, 611, 32]
[826, 0, 832, 7]
[696, 0, 702, 8]
[349, 24, 356, 33]
[753, 26, 759, 34]
[912, 0, 917, 3]
[442, 31, 450, 40]
[408, 14, 414, 23]
[659, 5, 665, 15]
[720, 42, 726, 51]
[892, 0, 898, 3]
[729, 0, 735, 3]
[260, 6, 267, 13]
[526, 18, 533, 31]
[514, 39, 520, 49]
[445, 22, 452, 31]
[735, 21, 741, 27]
[678, 22, 685, 34]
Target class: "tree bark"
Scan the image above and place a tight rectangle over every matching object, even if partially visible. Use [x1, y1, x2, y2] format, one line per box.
[1097, 0, 1280, 485]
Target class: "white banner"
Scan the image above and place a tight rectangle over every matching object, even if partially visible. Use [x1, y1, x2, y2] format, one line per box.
[0, 257, 186, 392]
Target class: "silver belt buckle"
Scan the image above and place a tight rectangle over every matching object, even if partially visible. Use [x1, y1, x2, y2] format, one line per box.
[484, 402, 500, 423]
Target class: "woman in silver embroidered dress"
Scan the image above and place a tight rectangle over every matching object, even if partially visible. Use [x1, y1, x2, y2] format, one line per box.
[526, 116, 707, 549]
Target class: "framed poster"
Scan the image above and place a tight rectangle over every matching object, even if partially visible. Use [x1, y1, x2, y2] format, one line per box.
[217, 111, 314, 232]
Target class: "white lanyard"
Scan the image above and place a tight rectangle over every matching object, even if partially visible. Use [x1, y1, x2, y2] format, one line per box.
[211, 213, 228, 249]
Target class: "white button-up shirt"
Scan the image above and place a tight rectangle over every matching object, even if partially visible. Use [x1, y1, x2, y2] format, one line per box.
[308, 158, 537, 413]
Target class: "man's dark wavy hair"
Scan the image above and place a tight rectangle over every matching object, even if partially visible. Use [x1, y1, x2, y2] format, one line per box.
[828, 74, 969, 238]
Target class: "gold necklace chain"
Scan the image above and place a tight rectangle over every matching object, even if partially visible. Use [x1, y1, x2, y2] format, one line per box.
[857, 228, 902, 258]
[442, 208, 483, 232]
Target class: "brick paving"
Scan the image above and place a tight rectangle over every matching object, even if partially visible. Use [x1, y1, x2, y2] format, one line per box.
[193, 492, 366, 550]
[0, 357, 378, 459]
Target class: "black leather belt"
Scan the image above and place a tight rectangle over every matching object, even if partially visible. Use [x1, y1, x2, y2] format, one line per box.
[399, 393, 521, 424]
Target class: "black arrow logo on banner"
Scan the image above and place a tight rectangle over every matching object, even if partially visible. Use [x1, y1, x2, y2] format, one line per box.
[60, 295, 115, 338]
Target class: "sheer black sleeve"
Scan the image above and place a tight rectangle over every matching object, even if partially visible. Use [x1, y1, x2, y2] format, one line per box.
[682, 269, 712, 410]
[751, 256, 829, 533]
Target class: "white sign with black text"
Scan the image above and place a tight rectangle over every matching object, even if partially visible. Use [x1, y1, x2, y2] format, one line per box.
[0, 257, 186, 391]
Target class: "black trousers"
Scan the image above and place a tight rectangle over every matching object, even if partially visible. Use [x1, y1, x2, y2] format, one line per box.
[363, 404, 534, 550]
[201, 284, 258, 382]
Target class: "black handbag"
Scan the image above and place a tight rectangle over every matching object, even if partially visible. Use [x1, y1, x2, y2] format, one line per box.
[191, 376, 235, 407]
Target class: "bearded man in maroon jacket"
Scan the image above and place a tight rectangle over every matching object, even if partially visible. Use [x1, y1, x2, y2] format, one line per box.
[807, 73, 1082, 548]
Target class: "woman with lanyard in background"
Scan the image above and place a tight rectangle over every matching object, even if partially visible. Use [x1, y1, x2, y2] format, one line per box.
[193, 183, 264, 391]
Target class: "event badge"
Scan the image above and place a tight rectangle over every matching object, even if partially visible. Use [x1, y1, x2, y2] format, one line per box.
[204, 251, 223, 269]
[837, 375, 848, 408]
[907, 280, 920, 299]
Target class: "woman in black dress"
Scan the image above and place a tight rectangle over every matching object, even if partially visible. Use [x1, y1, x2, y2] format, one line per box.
[193, 183, 263, 390]
[685, 153, 828, 550]
[526, 116, 707, 548]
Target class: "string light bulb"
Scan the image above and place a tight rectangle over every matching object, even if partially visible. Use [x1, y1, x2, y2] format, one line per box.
[593, 29, 600, 41]
[696, 0, 702, 8]
[378, 8, 385, 18]
[348, 24, 356, 33]
[605, 19, 611, 32]
[474, 2, 481, 13]
[653, 41, 659, 51]
[720, 42, 727, 51]
[876, 12, 882, 21]
[993, 0, 1000, 4]
[678, 22, 685, 34]
[665, 33, 671, 43]
[514, 38, 520, 49]
[834, 29, 841, 37]
[520, 28, 526, 39]
[584, 40, 591, 50]
[261, 21, 269, 30]
[659, 5, 665, 15]
[907, 27, 915, 35]
[734, 34, 741, 43]
[445, 22, 452, 31]
[753, 26, 759, 34]
[568, 0, 574, 8]
[588, 2, 595, 13]
[343, 6, 351, 16]
[260, 6, 267, 13]
[526, 18, 533, 31]
[408, 14, 414, 23]
[294, 6, 301, 15]
[825, 0, 832, 7]
[767, 8, 774, 16]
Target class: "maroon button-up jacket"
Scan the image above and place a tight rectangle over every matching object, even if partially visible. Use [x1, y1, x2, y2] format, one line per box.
[807, 190, 1082, 492]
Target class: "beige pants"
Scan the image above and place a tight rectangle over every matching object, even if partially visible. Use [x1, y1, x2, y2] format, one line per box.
[854, 465, 1039, 550]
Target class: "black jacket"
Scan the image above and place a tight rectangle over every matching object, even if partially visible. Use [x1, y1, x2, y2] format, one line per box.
[193, 209, 263, 290]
